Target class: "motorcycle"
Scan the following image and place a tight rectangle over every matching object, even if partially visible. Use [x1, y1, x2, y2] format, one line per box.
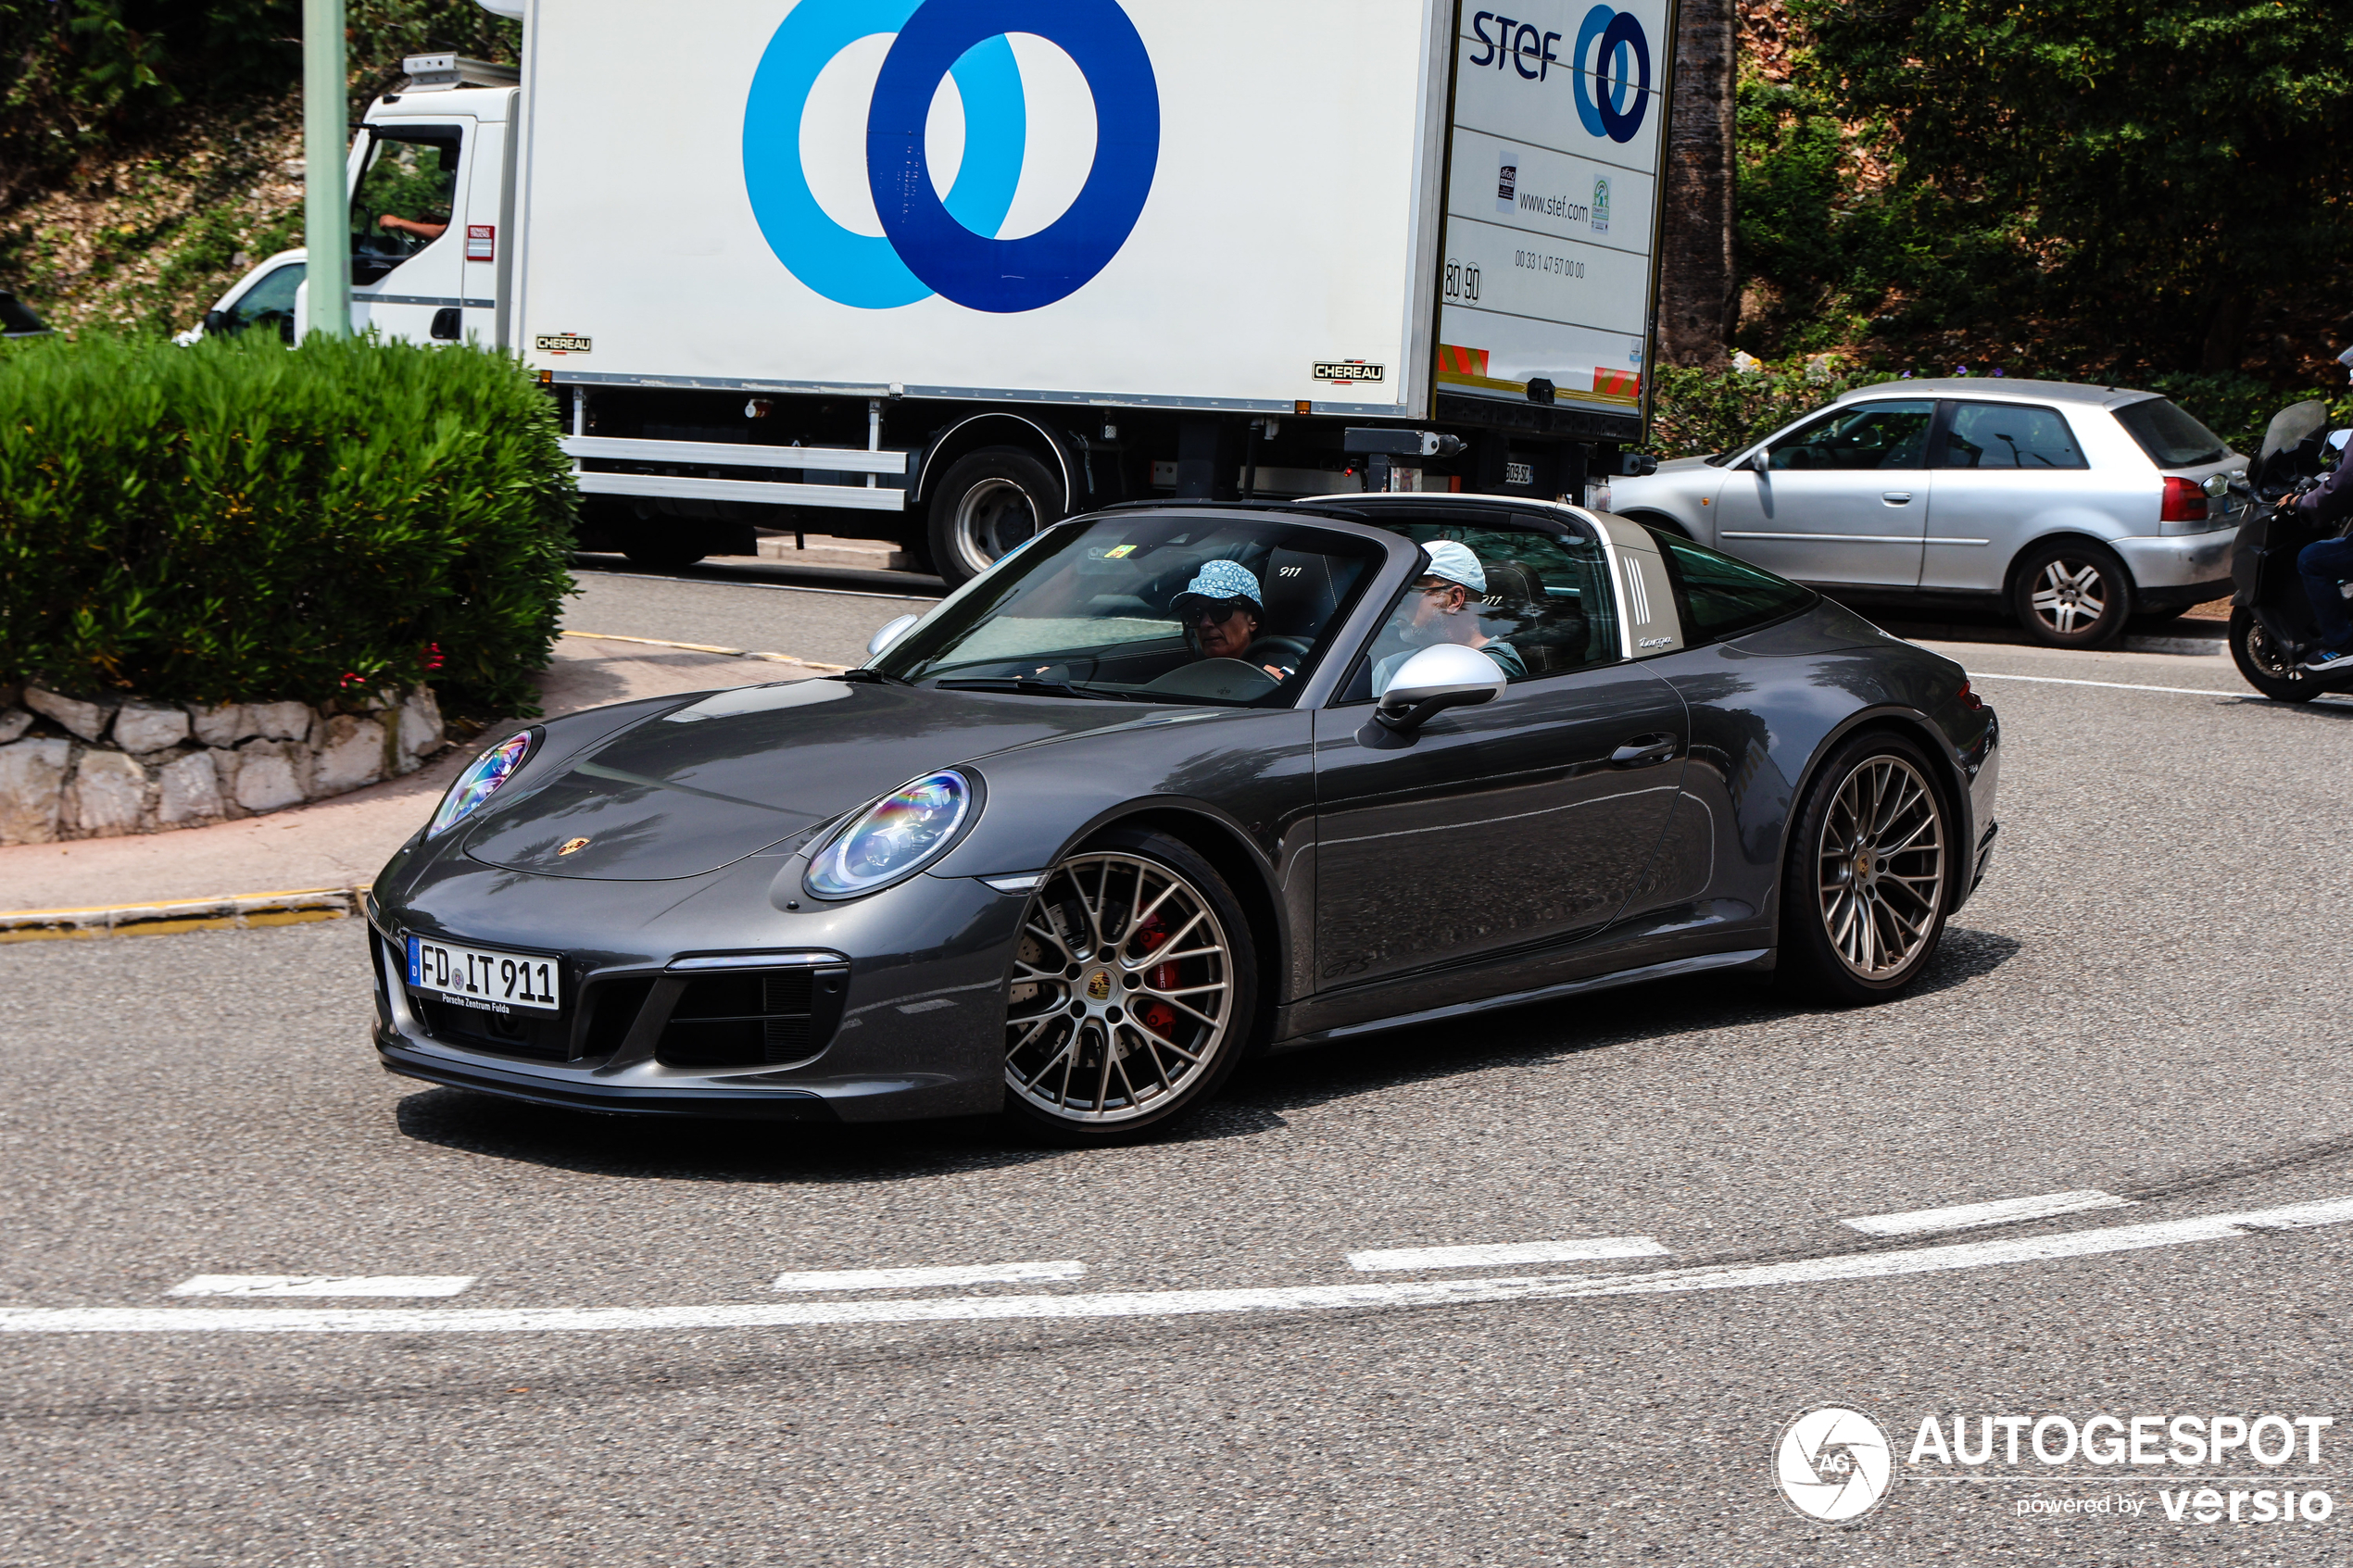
[2228, 400, 2353, 700]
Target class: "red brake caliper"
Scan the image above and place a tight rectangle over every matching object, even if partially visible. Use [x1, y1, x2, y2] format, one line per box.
[1136, 915, 1179, 1039]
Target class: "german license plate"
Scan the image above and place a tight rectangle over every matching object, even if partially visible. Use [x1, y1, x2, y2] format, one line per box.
[405, 935, 561, 1015]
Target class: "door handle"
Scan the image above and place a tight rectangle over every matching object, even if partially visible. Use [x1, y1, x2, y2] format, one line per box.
[1609, 733, 1677, 768]
[1881, 491, 1913, 504]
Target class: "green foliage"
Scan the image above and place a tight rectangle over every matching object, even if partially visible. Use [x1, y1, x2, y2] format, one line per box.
[0, 1, 516, 199]
[0, 333, 575, 714]
[1749, 0, 2353, 374]
[1650, 355, 1868, 458]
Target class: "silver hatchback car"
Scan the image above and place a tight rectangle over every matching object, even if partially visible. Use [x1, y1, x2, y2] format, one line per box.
[1607, 378, 2245, 646]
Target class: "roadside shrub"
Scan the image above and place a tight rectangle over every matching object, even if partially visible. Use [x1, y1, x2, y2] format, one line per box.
[0, 332, 574, 714]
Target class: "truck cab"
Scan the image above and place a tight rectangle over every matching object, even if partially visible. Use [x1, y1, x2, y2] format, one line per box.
[187, 56, 516, 349]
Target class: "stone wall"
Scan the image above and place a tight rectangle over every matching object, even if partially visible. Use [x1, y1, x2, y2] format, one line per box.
[0, 683, 449, 847]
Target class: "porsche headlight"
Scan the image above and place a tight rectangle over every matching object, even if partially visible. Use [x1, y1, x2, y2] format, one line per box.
[428, 729, 537, 837]
[804, 771, 974, 898]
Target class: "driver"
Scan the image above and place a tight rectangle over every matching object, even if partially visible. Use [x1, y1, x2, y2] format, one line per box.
[1371, 539, 1527, 696]
[1173, 561, 1298, 681]
[2296, 431, 2353, 672]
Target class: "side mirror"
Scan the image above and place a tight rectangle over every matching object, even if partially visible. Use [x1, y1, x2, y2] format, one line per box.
[202, 309, 229, 334]
[1374, 644, 1507, 733]
[1749, 448, 1770, 473]
[865, 613, 920, 659]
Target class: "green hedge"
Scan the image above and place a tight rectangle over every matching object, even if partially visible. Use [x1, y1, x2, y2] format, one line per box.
[1649, 355, 2353, 463]
[0, 332, 574, 715]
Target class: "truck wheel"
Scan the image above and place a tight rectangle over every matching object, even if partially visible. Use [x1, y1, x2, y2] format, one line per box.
[928, 446, 1063, 586]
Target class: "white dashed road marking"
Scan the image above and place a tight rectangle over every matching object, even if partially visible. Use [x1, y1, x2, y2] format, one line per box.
[1841, 1189, 2133, 1236]
[21, 1195, 2345, 1334]
[165, 1275, 475, 1298]
[771, 1261, 1086, 1292]
[1346, 1237, 1669, 1272]
[1967, 671, 2243, 699]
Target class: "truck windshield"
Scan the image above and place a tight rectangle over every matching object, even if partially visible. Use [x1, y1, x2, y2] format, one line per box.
[868, 516, 1383, 707]
[351, 126, 462, 277]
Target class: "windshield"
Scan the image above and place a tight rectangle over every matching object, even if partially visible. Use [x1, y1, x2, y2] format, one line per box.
[2114, 397, 2228, 468]
[870, 514, 1384, 706]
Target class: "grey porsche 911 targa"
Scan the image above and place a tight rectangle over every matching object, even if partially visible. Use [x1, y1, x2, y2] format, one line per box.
[369, 494, 1999, 1143]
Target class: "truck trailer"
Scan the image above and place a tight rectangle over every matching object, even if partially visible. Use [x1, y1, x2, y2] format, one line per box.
[195, 0, 1675, 582]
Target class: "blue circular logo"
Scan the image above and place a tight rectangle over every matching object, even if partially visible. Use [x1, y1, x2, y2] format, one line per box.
[1571, 6, 1650, 145]
[742, 0, 1160, 313]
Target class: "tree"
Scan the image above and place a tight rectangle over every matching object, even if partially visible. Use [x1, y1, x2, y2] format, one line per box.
[1796, 0, 2353, 372]
[1657, 0, 1737, 368]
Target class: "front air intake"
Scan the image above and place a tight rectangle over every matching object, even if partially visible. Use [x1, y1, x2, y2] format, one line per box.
[656, 966, 848, 1069]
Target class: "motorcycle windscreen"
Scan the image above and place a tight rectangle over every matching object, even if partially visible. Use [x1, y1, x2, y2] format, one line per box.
[2258, 399, 2329, 473]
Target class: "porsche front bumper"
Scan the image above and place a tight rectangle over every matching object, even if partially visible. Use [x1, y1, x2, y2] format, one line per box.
[369, 851, 1028, 1123]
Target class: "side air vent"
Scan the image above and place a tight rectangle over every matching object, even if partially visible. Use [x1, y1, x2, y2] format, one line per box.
[657, 966, 849, 1069]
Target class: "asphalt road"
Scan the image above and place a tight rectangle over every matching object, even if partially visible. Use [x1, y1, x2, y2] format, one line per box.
[7, 572, 2353, 1565]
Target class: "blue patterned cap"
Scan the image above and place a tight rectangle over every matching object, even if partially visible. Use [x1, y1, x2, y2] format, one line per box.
[1421, 539, 1487, 596]
[1173, 559, 1264, 610]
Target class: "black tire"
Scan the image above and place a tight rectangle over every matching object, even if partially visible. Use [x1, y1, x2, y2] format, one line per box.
[1777, 731, 1955, 1006]
[2228, 607, 2322, 702]
[2010, 539, 2133, 647]
[1000, 826, 1259, 1146]
[927, 446, 1063, 587]
[616, 515, 706, 571]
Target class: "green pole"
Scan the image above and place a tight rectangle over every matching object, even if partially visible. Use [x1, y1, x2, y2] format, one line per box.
[302, 0, 350, 338]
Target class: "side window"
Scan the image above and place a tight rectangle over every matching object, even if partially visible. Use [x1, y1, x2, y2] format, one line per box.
[350, 127, 463, 281]
[221, 263, 305, 344]
[1341, 520, 1623, 701]
[1652, 532, 1818, 644]
[1938, 401, 2087, 470]
[1767, 399, 1937, 471]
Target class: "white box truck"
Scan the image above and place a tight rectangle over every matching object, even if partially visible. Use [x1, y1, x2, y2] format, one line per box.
[195, 0, 1675, 581]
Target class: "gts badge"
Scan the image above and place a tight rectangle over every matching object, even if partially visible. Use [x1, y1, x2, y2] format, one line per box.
[1638, 635, 1672, 649]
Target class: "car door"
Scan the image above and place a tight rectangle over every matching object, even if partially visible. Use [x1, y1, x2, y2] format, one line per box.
[347, 120, 480, 344]
[1709, 399, 1938, 588]
[1921, 397, 2098, 592]
[1310, 515, 1689, 992]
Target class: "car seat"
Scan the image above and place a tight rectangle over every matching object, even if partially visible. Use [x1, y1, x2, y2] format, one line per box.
[1480, 558, 1590, 673]
[1250, 546, 1346, 669]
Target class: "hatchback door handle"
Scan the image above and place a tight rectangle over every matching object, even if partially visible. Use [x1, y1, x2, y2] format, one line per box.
[1609, 733, 1678, 767]
[1881, 491, 1913, 504]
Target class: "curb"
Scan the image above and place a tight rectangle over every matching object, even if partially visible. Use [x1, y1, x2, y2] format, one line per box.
[0, 885, 367, 943]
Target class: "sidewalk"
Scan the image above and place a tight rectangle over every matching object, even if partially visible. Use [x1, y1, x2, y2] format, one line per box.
[0, 634, 813, 936]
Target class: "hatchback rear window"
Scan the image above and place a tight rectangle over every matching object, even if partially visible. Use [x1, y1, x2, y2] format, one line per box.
[2114, 397, 2228, 468]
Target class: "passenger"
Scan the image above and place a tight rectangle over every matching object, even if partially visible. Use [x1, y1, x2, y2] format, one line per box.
[1371, 539, 1528, 696]
[1171, 560, 1297, 680]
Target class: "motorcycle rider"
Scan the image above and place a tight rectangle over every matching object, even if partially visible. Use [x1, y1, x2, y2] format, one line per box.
[2299, 446, 2353, 674]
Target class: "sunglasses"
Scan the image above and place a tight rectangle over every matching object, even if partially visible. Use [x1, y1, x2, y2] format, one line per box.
[1187, 601, 1252, 627]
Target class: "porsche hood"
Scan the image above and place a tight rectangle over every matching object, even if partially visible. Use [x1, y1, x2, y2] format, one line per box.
[459, 678, 1138, 881]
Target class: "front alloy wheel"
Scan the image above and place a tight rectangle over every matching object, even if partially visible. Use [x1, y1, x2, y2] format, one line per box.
[1002, 831, 1255, 1142]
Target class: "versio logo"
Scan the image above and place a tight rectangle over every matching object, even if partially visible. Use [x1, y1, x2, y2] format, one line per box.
[742, 0, 1160, 313]
[1777, 1408, 1894, 1522]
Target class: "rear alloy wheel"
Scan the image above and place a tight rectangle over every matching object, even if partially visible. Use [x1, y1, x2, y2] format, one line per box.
[2011, 540, 2132, 648]
[1001, 830, 1256, 1144]
[927, 446, 1063, 587]
[1779, 734, 1951, 1004]
[2228, 607, 2322, 702]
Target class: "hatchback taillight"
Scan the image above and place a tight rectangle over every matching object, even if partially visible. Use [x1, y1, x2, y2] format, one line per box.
[2160, 476, 2209, 522]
